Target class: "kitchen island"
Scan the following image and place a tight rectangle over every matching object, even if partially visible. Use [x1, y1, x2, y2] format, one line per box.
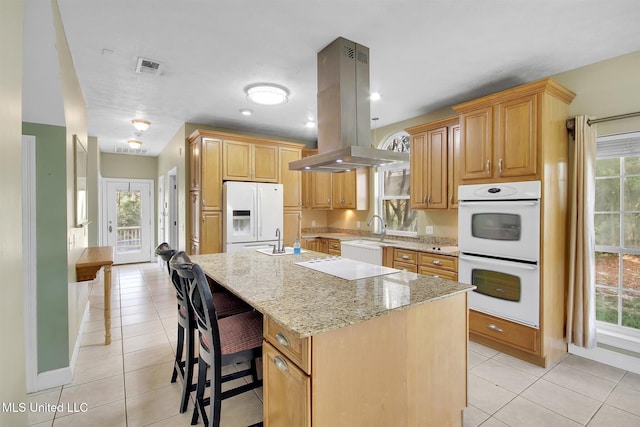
[191, 250, 474, 427]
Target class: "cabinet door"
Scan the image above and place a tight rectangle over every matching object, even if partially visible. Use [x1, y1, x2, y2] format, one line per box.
[496, 94, 538, 178]
[425, 127, 448, 209]
[410, 132, 428, 209]
[200, 210, 222, 254]
[279, 147, 302, 209]
[254, 144, 279, 182]
[190, 138, 201, 191]
[223, 140, 252, 180]
[310, 173, 332, 209]
[283, 211, 301, 247]
[263, 342, 311, 427]
[189, 191, 200, 248]
[331, 172, 350, 208]
[305, 238, 320, 252]
[448, 124, 461, 209]
[202, 138, 222, 210]
[460, 106, 493, 180]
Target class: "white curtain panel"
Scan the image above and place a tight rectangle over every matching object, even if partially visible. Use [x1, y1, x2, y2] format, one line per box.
[566, 115, 597, 348]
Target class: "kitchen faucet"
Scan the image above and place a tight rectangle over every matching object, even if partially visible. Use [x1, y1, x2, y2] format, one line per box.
[273, 228, 285, 254]
[367, 215, 386, 242]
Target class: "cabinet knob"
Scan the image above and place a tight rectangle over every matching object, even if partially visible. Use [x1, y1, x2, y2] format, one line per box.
[427, 195, 431, 206]
[327, 198, 331, 204]
[449, 194, 453, 205]
[432, 260, 442, 265]
[274, 332, 290, 347]
[274, 355, 289, 372]
[486, 160, 491, 175]
[401, 255, 410, 260]
[498, 158, 503, 175]
[423, 195, 427, 204]
[433, 275, 440, 279]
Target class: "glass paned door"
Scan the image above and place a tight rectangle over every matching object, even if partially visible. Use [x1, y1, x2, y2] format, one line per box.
[105, 180, 152, 264]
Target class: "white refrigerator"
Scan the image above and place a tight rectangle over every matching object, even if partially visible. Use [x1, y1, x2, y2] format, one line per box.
[223, 182, 284, 253]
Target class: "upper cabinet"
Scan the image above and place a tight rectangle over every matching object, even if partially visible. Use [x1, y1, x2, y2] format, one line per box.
[279, 147, 302, 210]
[407, 117, 459, 210]
[453, 78, 576, 183]
[301, 149, 369, 210]
[223, 139, 278, 182]
[201, 138, 223, 210]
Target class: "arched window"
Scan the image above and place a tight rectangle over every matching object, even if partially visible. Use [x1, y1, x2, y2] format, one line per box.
[376, 132, 417, 236]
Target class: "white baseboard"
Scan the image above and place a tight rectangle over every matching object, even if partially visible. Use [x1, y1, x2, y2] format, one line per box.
[69, 300, 91, 377]
[569, 343, 640, 375]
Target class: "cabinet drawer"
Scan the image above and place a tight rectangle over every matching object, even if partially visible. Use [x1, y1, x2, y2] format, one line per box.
[264, 316, 311, 374]
[469, 310, 539, 354]
[327, 239, 341, 255]
[394, 249, 417, 264]
[418, 266, 457, 281]
[418, 253, 458, 272]
[393, 261, 418, 273]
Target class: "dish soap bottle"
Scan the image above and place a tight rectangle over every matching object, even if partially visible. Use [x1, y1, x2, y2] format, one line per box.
[293, 237, 301, 254]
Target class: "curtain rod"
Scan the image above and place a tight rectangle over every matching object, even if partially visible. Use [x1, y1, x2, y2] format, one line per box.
[566, 111, 640, 137]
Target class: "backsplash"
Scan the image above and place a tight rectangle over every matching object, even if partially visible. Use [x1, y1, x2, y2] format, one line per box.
[301, 227, 457, 246]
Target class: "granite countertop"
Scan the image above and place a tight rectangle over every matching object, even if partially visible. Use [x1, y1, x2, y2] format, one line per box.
[302, 233, 460, 256]
[191, 251, 473, 338]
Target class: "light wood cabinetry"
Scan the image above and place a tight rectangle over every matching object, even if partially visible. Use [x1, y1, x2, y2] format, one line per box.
[454, 78, 576, 367]
[331, 169, 368, 209]
[263, 292, 468, 426]
[188, 136, 223, 254]
[407, 117, 459, 210]
[448, 124, 461, 209]
[391, 247, 458, 279]
[301, 149, 368, 210]
[301, 238, 320, 252]
[223, 139, 279, 182]
[188, 130, 305, 255]
[453, 78, 575, 183]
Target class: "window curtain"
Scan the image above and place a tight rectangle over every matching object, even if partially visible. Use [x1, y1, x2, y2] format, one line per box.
[566, 116, 597, 348]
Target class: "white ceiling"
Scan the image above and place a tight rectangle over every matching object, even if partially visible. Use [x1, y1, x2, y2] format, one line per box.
[23, 1, 640, 156]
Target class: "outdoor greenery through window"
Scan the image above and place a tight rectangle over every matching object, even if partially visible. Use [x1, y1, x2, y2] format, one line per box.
[594, 132, 640, 332]
[377, 132, 417, 236]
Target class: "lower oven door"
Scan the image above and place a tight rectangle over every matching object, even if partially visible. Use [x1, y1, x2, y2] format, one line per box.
[459, 254, 540, 328]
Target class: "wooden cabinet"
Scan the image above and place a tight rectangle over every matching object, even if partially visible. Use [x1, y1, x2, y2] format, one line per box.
[223, 140, 278, 182]
[188, 130, 305, 255]
[301, 149, 368, 210]
[448, 124, 461, 209]
[455, 78, 576, 367]
[188, 135, 223, 254]
[302, 238, 320, 252]
[407, 117, 458, 210]
[279, 147, 302, 210]
[453, 78, 575, 183]
[418, 252, 458, 281]
[331, 169, 368, 210]
[263, 293, 468, 426]
[392, 248, 458, 279]
[283, 211, 301, 247]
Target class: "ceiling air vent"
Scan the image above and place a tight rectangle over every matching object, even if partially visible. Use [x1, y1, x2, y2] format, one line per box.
[115, 146, 147, 155]
[135, 57, 162, 75]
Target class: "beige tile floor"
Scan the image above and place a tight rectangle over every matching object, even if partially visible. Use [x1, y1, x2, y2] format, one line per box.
[26, 262, 640, 427]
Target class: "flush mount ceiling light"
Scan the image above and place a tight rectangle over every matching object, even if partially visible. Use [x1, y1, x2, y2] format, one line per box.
[240, 109, 253, 116]
[370, 92, 381, 101]
[305, 120, 316, 128]
[128, 139, 142, 149]
[131, 119, 151, 132]
[245, 83, 289, 106]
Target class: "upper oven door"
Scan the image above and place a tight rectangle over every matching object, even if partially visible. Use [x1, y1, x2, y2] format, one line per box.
[458, 200, 540, 262]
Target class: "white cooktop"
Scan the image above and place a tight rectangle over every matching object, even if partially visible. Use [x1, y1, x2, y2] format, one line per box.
[296, 257, 400, 281]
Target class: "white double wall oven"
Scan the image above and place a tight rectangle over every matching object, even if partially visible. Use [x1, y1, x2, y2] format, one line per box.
[458, 181, 542, 328]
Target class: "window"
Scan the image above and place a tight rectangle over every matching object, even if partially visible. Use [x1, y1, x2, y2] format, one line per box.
[594, 132, 640, 333]
[376, 132, 417, 236]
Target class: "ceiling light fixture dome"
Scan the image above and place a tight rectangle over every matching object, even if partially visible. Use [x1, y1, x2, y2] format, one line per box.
[131, 119, 151, 132]
[245, 83, 289, 106]
[128, 139, 142, 149]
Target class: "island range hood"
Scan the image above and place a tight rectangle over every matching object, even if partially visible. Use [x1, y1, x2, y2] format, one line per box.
[289, 37, 409, 172]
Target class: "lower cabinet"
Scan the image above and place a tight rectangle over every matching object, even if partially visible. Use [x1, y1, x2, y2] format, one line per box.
[283, 211, 301, 247]
[469, 310, 539, 355]
[390, 248, 458, 279]
[302, 238, 321, 252]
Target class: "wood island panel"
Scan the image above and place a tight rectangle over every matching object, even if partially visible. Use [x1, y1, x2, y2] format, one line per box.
[76, 246, 114, 345]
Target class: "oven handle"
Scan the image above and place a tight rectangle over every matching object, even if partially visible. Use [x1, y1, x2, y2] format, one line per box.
[459, 254, 538, 270]
[459, 201, 539, 207]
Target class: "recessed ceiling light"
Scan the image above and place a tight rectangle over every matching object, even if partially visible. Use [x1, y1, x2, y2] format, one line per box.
[245, 83, 289, 106]
[370, 92, 381, 101]
[336, 159, 343, 163]
[127, 139, 142, 149]
[305, 120, 315, 128]
[240, 109, 253, 116]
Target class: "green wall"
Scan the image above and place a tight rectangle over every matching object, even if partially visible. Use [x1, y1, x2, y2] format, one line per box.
[23, 122, 70, 373]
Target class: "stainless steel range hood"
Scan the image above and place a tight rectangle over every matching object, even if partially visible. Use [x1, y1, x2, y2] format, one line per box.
[289, 37, 409, 172]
